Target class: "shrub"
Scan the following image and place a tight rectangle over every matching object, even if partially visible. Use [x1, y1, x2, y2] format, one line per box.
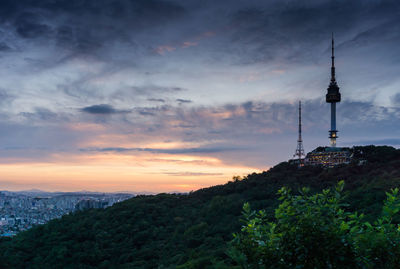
[230, 181, 400, 269]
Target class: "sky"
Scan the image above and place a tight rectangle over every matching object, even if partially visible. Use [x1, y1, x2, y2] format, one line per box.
[0, 0, 399, 192]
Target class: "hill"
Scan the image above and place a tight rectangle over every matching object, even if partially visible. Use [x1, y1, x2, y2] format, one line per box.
[0, 145, 399, 268]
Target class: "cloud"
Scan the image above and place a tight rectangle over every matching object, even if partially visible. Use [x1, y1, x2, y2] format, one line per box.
[20, 108, 59, 121]
[346, 138, 400, 146]
[182, 41, 197, 48]
[0, 42, 11, 51]
[0, 89, 14, 103]
[0, 0, 399, 66]
[80, 146, 240, 155]
[0, 0, 399, 172]
[81, 104, 127, 115]
[176, 98, 192, 104]
[15, 12, 52, 39]
[393, 93, 400, 105]
[0, 0, 185, 55]
[163, 172, 223, 177]
[0, 96, 398, 169]
[155, 45, 176, 55]
[0, 120, 93, 162]
[147, 98, 165, 103]
[135, 107, 156, 116]
[223, 0, 400, 65]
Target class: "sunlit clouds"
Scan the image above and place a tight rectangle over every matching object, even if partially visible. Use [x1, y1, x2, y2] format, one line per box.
[0, 0, 399, 192]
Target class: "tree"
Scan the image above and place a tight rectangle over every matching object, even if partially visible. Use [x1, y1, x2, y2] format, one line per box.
[230, 181, 400, 269]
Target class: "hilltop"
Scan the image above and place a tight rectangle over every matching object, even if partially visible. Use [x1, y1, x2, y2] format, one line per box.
[0, 145, 399, 268]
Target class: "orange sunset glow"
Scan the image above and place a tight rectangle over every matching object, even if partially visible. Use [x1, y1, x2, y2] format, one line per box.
[0, 151, 261, 192]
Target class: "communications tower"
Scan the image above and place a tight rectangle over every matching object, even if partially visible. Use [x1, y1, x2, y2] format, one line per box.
[293, 101, 305, 163]
[326, 34, 341, 147]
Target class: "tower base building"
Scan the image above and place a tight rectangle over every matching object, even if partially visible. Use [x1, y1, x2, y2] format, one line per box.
[305, 147, 351, 168]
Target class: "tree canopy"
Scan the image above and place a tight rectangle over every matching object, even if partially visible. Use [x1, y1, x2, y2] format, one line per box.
[0, 146, 399, 268]
[230, 181, 400, 268]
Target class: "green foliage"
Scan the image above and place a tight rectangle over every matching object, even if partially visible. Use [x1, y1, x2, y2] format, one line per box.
[0, 146, 399, 268]
[231, 181, 400, 269]
[351, 145, 400, 164]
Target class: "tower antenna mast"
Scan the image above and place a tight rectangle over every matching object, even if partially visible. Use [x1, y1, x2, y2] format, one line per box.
[293, 101, 305, 163]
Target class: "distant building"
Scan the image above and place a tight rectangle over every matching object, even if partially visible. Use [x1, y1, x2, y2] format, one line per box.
[305, 147, 351, 167]
[75, 199, 109, 211]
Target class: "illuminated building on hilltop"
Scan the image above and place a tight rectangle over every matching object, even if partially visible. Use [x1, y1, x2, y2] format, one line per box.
[305, 147, 351, 168]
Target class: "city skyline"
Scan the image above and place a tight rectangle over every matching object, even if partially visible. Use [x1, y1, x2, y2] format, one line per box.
[0, 0, 399, 192]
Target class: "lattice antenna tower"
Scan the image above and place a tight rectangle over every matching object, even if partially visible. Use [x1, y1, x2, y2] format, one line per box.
[293, 101, 305, 160]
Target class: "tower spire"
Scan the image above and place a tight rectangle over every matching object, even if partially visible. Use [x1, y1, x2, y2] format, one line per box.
[298, 100, 302, 143]
[331, 33, 336, 83]
[293, 101, 305, 164]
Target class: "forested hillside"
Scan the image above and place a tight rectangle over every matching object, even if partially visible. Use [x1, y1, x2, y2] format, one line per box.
[0, 146, 399, 268]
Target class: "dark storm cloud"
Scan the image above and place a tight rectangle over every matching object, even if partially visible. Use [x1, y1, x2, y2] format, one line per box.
[226, 0, 400, 64]
[15, 12, 52, 39]
[343, 17, 400, 46]
[0, 0, 399, 64]
[0, 0, 185, 53]
[81, 104, 130, 115]
[0, 42, 11, 51]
